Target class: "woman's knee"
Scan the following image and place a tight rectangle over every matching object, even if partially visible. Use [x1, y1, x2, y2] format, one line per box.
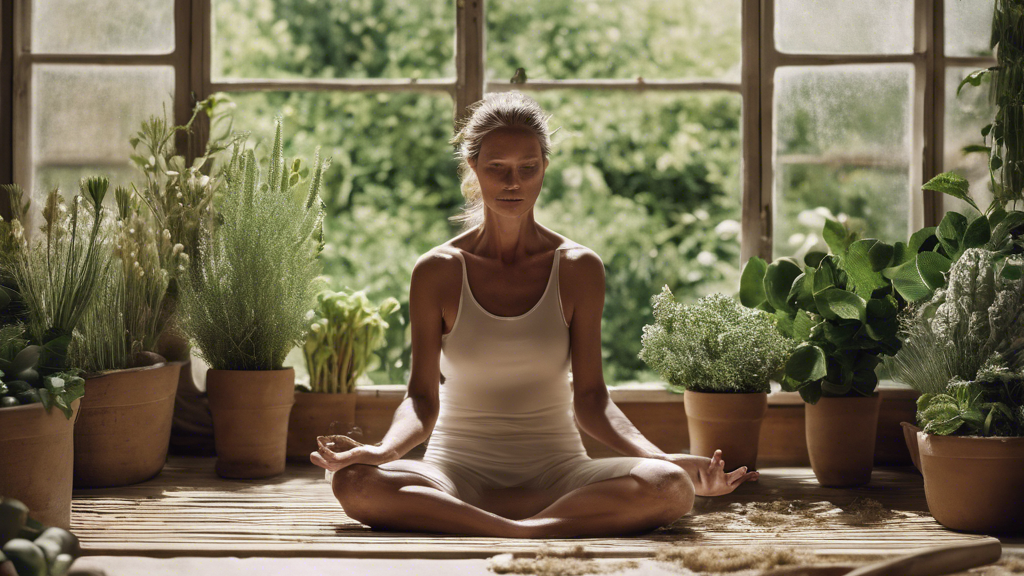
[629, 459, 695, 520]
[332, 464, 383, 518]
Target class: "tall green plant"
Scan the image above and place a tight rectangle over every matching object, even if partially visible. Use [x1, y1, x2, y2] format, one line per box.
[302, 289, 401, 393]
[177, 117, 329, 371]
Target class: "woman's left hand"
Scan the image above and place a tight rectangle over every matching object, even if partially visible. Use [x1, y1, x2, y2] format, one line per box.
[661, 450, 759, 497]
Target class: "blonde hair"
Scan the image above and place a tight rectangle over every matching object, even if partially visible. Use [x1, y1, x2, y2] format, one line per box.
[448, 91, 553, 232]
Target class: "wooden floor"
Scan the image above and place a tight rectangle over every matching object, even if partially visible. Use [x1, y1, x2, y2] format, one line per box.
[70, 456, 1016, 560]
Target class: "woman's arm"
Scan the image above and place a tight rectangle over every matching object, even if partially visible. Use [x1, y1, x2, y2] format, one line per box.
[311, 251, 448, 471]
[566, 248, 758, 496]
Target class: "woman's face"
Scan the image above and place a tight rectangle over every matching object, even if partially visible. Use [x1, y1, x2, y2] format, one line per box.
[468, 126, 548, 216]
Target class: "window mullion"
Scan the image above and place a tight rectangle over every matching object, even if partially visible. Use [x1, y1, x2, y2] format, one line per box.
[11, 0, 32, 231]
[186, 0, 212, 169]
[745, 0, 771, 263]
[455, 0, 484, 123]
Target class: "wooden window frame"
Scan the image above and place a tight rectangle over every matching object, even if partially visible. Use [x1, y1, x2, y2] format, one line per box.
[2, 0, 999, 259]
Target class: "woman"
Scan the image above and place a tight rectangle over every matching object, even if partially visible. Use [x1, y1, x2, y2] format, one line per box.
[312, 91, 758, 539]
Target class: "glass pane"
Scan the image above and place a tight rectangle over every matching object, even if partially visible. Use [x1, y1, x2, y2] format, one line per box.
[211, 0, 455, 80]
[32, 0, 174, 54]
[774, 65, 914, 259]
[776, 0, 914, 54]
[944, 66, 996, 215]
[945, 0, 996, 57]
[487, 0, 742, 81]
[32, 65, 175, 208]
[225, 91, 458, 386]
[480, 90, 741, 384]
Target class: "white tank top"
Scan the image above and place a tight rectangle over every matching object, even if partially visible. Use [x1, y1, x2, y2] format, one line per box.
[423, 246, 589, 483]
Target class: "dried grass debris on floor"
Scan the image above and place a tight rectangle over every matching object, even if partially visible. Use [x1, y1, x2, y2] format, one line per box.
[655, 545, 815, 573]
[487, 544, 640, 576]
[678, 497, 913, 534]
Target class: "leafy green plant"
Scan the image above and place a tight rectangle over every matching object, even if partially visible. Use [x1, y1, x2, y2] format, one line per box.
[638, 288, 792, 393]
[302, 288, 401, 394]
[128, 95, 243, 342]
[916, 350, 1024, 437]
[177, 117, 329, 371]
[741, 219, 911, 403]
[0, 179, 114, 417]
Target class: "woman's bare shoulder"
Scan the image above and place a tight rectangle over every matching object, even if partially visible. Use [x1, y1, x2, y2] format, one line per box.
[410, 245, 462, 295]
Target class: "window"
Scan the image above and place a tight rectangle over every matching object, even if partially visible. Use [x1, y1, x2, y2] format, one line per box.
[5, 0, 997, 385]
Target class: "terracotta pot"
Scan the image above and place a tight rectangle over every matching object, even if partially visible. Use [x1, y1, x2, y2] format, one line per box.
[683, 390, 768, 471]
[73, 362, 182, 488]
[901, 421, 923, 473]
[286, 392, 358, 462]
[0, 399, 81, 529]
[206, 368, 295, 479]
[918, 431, 1024, 533]
[805, 394, 882, 487]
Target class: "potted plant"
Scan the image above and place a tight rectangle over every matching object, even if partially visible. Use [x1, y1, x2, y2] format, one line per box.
[67, 185, 189, 488]
[177, 117, 329, 479]
[128, 96, 242, 455]
[286, 288, 401, 461]
[0, 180, 104, 528]
[638, 289, 792, 471]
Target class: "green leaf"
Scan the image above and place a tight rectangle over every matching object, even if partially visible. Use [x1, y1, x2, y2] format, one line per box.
[786, 343, 828, 383]
[961, 144, 991, 155]
[955, 68, 987, 96]
[991, 155, 1003, 172]
[823, 219, 850, 256]
[909, 226, 938, 254]
[981, 123, 992, 138]
[987, 211, 1024, 250]
[936, 211, 968, 257]
[961, 214, 991, 249]
[821, 379, 851, 396]
[844, 239, 893, 297]
[1002, 264, 1023, 280]
[922, 172, 980, 214]
[739, 257, 769, 308]
[891, 252, 953, 302]
[787, 273, 817, 312]
[791, 310, 818, 342]
[799, 384, 822, 405]
[764, 258, 803, 313]
[817, 288, 867, 321]
[804, 251, 827, 268]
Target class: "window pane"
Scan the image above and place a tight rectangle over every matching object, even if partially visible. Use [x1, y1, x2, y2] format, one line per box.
[32, 65, 175, 207]
[944, 66, 996, 214]
[774, 65, 914, 259]
[211, 0, 455, 80]
[945, 0, 996, 57]
[32, 0, 174, 54]
[775, 0, 914, 54]
[487, 0, 741, 81]
[225, 91, 458, 385]
[482, 90, 741, 384]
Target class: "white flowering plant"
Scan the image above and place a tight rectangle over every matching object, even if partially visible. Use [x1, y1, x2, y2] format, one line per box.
[638, 288, 794, 394]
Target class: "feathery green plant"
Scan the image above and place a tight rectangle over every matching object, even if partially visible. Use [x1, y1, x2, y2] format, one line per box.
[639, 288, 793, 393]
[177, 116, 329, 371]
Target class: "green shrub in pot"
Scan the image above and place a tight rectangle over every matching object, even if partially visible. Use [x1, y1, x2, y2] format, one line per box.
[303, 289, 401, 395]
[638, 288, 792, 394]
[638, 288, 791, 470]
[176, 115, 329, 478]
[286, 288, 401, 460]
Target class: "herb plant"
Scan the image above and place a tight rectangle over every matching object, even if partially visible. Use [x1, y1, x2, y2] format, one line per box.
[916, 352, 1024, 437]
[177, 117, 329, 371]
[302, 289, 401, 393]
[638, 288, 792, 394]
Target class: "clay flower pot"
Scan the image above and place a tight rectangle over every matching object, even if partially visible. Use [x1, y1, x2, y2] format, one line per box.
[286, 392, 358, 462]
[805, 393, 882, 487]
[0, 399, 81, 529]
[683, 390, 768, 471]
[73, 362, 182, 488]
[901, 421, 923, 472]
[206, 368, 296, 479]
[917, 431, 1024, 533]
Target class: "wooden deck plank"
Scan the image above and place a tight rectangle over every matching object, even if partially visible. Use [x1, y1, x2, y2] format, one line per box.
[71, 457, 1002, 559]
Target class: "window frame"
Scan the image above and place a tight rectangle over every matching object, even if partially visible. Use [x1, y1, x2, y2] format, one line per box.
[2, 0, 999, 261]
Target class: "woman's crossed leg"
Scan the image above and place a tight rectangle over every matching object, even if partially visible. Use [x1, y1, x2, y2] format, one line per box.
[331, 458, 694, 539]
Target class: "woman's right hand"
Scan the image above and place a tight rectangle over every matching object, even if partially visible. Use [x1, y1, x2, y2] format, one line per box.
[310, 435, 395, 472]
